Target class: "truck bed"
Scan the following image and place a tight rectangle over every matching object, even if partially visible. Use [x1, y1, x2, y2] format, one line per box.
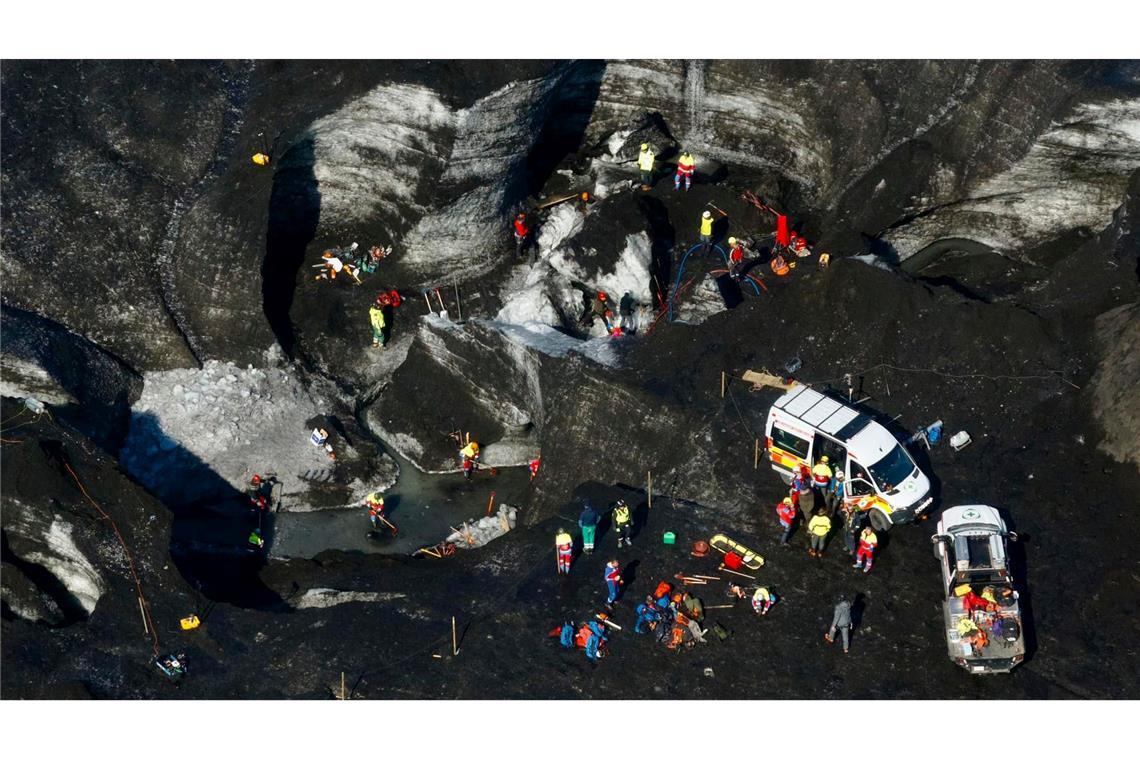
[944, 596, 1025, 673]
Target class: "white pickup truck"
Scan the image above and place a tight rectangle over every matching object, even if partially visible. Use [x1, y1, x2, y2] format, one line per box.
[931, 505, 1026, 674]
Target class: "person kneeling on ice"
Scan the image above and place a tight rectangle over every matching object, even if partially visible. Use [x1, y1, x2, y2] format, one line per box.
[751, 587, 778, 616]
[635, 595, 664, 634]
[853, 526, 878, 573]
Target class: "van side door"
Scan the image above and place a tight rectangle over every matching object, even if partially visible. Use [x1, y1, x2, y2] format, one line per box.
[770, 422, 812, 472]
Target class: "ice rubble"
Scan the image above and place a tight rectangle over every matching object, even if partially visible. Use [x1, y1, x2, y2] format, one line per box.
[119, 348, 393, 507]
[24, 517, 105, 615]
[446, 504, 518, 549]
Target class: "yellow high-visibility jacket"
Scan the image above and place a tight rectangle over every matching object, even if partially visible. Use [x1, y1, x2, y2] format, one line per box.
[637, 148, 655, 171]
[369, 307, 385, 330]
[808, 515, 832, 537]
[700, 216, 713, 236]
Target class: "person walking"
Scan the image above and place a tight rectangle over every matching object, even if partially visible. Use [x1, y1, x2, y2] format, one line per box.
[853, 526, 879, 573]
[807, 509, 832, 557]
[579, 501, 600, 554]
[555, 529, 574, 574]
[604, 559, 623, 608]
[612, 499, 633, 548]
[824, 596, 853, 653]
[776, 496, 798, 545]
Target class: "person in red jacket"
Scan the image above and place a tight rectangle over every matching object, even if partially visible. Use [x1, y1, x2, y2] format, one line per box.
[247, 474, 269, 512]
[776, 496, 798, 545]
[462, 457, 475, 481]
[528, 456, 541, 481]
[513, 212, 531, 258]
[604, 560, 623, 608]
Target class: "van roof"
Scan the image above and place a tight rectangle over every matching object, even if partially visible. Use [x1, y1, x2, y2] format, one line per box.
[773, 385, 871, 440]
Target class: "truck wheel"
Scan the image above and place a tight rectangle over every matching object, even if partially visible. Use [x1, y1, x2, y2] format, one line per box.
[869, 509, 891, 533]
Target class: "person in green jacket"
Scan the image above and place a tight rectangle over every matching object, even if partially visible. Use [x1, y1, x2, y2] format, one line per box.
[369, 303, 387, 348]
[807, 509, 832, 557]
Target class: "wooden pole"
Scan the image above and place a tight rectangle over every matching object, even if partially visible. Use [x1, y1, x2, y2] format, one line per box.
[452, 616, 458, 656]
[754, 438, 760, 470]
[423, 292, 433, 313]
[138, 596, 148, 636]
[718, 565, 757, 581]
[486, 490, 496, 517]
[721, 371, 726, 398]
[435, 289, 446, 312]
[647, 471, 652, 510]
[705, 604, 734, 610]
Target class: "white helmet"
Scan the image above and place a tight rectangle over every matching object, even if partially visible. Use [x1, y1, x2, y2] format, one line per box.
[702, 211, 711, 219]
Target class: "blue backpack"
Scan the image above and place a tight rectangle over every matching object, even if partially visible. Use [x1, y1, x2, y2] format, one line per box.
[560, 623, 575, 649]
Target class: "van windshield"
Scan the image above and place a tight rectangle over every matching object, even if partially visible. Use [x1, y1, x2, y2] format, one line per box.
[867, 444, 916, 491]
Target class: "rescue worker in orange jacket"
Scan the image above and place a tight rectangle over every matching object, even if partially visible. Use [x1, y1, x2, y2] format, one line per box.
[771, 250, 790, 276]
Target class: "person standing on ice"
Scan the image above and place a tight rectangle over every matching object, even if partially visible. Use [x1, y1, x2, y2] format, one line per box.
[674, 149, 695, 191]
[579, 501, 600, 554]
[556, 529, 574, 574]
[637, 143, 656, 189]
[604, 559, 623, 608]
[513, 212, 531, 258]
[528, 455, 541, 482]
[619, 292, 636, 334]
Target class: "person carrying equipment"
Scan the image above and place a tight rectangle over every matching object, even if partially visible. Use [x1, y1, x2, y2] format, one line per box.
[555, 529, 574, 574]
[853, 526, 878, 573]
[751, 587, 778, 615]
[776, 496, 798, 545]
[699, 210, 714, 247]
[674, 149, 695, 191]
[824, 596, 853, 653]
[364, 492, 397, 536]
[369, 301, 387, 348]
[612, 499, 633, 547]
[604, 560, 623, 607]
[579, 502, 600, 554]
[637, 143, 656, 189]
[807, 509, 832, 557]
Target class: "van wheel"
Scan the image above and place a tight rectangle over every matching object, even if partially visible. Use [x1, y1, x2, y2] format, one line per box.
[869, 509, 891, 533]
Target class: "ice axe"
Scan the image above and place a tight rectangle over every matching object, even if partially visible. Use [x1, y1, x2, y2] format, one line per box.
[706, 202, 729, 217]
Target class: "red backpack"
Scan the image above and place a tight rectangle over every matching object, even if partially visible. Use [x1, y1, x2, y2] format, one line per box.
[654, 581, 672, 600]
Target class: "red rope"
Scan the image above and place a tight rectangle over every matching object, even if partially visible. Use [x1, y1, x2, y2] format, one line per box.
[63, 462, 160, 656]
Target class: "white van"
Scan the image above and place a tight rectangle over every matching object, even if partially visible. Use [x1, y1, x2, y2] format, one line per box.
[764, 384, 932, 531]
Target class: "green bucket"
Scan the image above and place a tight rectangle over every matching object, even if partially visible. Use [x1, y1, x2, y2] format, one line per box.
[662, 531, 676, 545]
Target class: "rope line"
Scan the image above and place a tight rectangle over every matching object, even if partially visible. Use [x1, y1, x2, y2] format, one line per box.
[63, 461, 160, 657]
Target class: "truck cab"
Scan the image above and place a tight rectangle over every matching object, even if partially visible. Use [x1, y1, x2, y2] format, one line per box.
[932, 505, 1026, 674]
[764, 385, 933, 531]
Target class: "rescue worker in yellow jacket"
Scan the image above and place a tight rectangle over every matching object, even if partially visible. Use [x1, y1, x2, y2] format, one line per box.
[699, 210, 714, 247]
[460, 440, 480, 463]
[812, 456, 834, 512]
[807, 509, 833, 558]
[369, 303, 386, 348]
[637, 143, 656, 188]
[555, 529, 574, 574]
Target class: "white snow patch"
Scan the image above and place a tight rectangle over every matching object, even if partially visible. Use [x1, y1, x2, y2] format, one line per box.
[886, 97, 1140, 259]
[26, 517, 104, 615]
[292, 589, 405, 610]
